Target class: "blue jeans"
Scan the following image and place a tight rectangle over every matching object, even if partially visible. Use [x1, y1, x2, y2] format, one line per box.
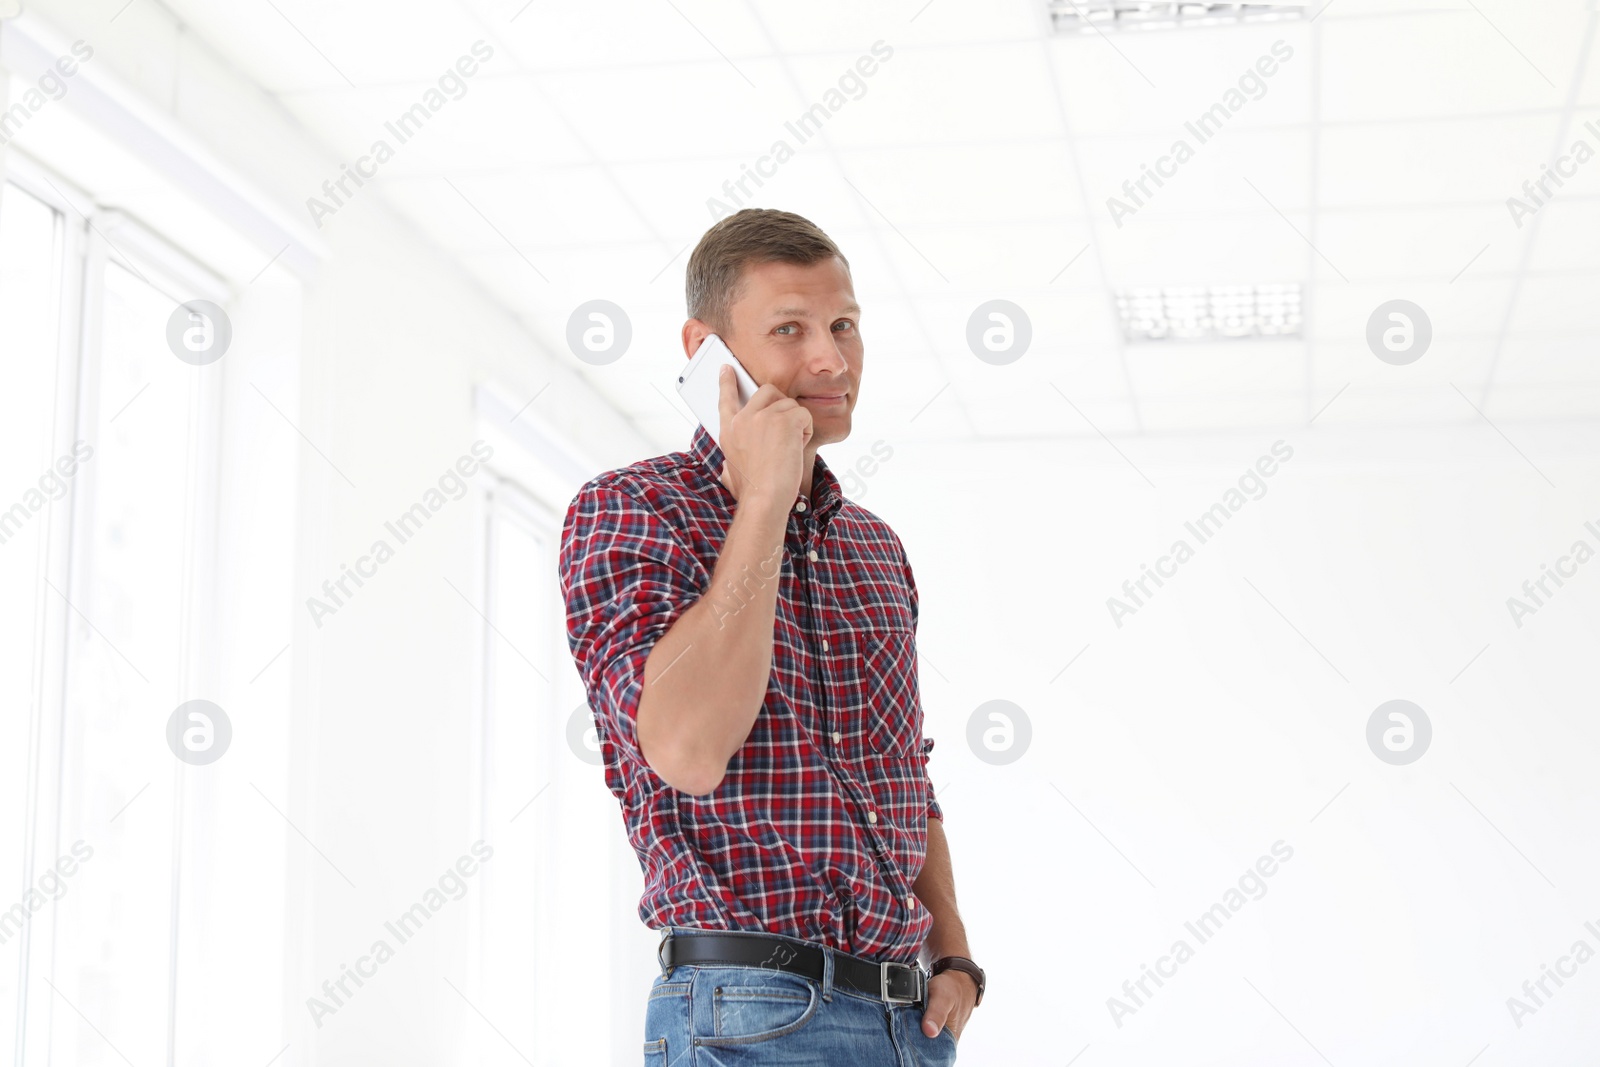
[644, 928, 959, 1065]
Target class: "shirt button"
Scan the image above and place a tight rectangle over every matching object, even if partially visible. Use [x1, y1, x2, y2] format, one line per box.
[807, 549, 819, 562]
[821, 638, 830, 650]
[831, 731, 842, 743]
[867, 810, 878, 824]
[906, 895, 917, 909]
[794, 499, 807, 512]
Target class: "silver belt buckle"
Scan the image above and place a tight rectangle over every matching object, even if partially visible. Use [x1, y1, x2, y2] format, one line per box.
[879, 960, 924, 1005]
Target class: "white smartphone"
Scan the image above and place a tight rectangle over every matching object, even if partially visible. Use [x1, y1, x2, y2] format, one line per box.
[677, 333, 760, 447]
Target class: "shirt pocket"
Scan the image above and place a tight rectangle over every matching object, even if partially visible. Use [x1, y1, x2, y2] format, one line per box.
[828, 626, 922, 761]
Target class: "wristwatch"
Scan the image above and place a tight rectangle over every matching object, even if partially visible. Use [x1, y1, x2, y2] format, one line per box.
[930, 955, 985, 1007]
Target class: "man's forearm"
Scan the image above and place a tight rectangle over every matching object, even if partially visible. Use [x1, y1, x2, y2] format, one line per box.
[635, 495, 789, 794]
[914, 816, 970, 963]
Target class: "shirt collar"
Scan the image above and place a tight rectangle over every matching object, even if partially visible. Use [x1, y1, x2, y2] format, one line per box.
[687, 423, 844, 524]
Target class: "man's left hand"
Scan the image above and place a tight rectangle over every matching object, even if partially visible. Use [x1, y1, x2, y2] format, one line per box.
[920, 969, 977, 1042]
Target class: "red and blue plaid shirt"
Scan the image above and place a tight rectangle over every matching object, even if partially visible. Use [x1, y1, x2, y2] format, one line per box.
[558, 423, 940, 964]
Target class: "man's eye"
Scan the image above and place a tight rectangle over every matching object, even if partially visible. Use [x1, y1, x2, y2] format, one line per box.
[834, 320, 855, 332]
[776, 324, 796, 335]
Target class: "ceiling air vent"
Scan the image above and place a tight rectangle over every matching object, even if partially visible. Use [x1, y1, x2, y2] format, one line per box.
[1115, 284, 1303, 341]
[1049, 2, 1309, 33]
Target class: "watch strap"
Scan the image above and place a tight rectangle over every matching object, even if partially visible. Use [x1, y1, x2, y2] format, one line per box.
[930, 955, 985, 1007]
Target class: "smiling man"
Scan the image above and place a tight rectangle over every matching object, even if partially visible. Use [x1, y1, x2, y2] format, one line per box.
[558, 208, 983, 1064]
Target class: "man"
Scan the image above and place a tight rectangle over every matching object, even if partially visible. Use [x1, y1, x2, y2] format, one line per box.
[559, 208, 984, 1063]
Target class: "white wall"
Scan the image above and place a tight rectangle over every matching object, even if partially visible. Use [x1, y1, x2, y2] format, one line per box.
[866, 423, 1600, 1064]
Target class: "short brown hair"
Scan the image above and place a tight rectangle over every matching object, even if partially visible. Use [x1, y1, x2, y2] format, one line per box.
[686, 208, 850, 337]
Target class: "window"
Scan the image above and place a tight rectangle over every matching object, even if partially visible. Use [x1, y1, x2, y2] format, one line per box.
[474, 480, 554, 1065]
[47, 230, 226, 1064]
[1, 153, 292, 1064]
[467, 448, 632, 1065]
[0, 177, 70, 1066]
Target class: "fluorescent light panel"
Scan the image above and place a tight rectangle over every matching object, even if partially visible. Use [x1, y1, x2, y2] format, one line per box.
[1116, 284, 1303, 341]
[1049, 2, 1309, 34]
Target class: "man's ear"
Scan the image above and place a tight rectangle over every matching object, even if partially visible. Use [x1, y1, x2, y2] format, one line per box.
[682, 319, 712, 360]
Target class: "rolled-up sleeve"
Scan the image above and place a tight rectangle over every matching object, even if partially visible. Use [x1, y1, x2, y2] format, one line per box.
[921, 736, 943, 822]
[558, 482, 706, 768]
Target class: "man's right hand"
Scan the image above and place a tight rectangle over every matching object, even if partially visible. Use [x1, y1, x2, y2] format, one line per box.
[716, 363, 812, 509]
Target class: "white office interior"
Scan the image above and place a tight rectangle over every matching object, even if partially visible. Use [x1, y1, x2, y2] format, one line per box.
[2, 2, 1599, 1064]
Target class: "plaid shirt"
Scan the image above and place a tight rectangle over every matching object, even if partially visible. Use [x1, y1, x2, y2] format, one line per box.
[558, 423, 940, 964]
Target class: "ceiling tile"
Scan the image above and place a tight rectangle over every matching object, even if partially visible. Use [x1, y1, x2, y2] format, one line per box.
[1307, 279, 1513, 341]
[609, 152, 868, 249]
[536, 56, 807, 162]
[381, 168, 653, 253]
[1137, 391, 1304, 433]
[1309, 338, 1498, 392]
[1300, 381, 1486, 426]
[906, 287, 1120, 362]
[1319, 1, 1474, 14]
[1319, 10, 1578, 122]
[1318, 115, 1562, 206]
[163, 0, 494, 92]
[1486, 384, 1600, 421]
[964, 391, 1116, 437]
[1311, 205, 1522, 282]
[834, 141, 1084, 226]
[869, 219, 1105, 294]
[1029, 345, 1133, 402]
[279, 75, 593, 177]
[1489, 332, 1600, 385]
[781, 42, 1063, 149]
[748, 0, 1042, 52]
[1524, 202, 1600, 272]
[1529, 109, 1600, 201]
[1126, 339, 1307, 396]
[1506, 273, 1600, 334]
[467, 0, 774, 74]
[1052, 22, 1313, 136]
[1092, 212, 1315, 283]
[971, 395, 1139, 437]
[1073, 128, 1313, 221]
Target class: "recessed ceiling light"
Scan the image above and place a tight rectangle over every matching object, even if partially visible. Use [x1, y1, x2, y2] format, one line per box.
[1115, 284, 1303, 341]
[1049, 2, 1309, 34]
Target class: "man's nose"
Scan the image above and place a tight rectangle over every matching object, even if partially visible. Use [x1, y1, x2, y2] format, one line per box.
[809, 337, 850, 375]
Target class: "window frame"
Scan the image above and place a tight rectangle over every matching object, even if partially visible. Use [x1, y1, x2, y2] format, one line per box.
[3, 153, 236, 1067]
[467, 408, 600, 1064]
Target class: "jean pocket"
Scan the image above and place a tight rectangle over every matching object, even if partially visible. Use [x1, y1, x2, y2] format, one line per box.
[908, 1009, 959, 1065]
[694, 967, 820, 1047]
[643, 969, 691, 1063]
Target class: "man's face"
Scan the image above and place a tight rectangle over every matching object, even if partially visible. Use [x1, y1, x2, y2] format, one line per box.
[684, 256, 862, 448]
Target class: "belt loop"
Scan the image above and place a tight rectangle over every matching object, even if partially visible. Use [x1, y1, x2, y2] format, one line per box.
[657, 927, 674, 978]
[821, 943, 834, 1002]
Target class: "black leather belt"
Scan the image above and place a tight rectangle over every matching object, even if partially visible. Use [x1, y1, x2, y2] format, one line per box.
[657, 928, 928, 1007]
